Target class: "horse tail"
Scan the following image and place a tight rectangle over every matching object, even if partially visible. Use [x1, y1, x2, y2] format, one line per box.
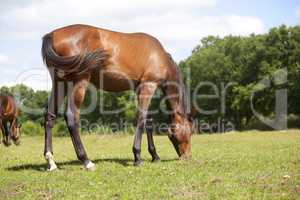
[41, 33, 109, 77]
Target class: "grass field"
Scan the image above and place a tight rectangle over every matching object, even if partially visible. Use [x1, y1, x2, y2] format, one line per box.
[0, 130, 300, 200]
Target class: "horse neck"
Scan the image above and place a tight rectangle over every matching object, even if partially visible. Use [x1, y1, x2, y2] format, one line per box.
[163, 65, 188, 123]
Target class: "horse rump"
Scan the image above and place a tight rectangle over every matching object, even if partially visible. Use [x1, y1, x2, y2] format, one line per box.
[41, 33, 109, 78]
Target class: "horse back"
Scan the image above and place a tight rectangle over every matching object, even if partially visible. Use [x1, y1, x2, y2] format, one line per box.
[50, 24, 172, 84]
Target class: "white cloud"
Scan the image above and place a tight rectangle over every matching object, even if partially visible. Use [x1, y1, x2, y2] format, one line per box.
[296, 8, 300, 18]
[0, 67, 52, 91]
[0, 0, 264, 53]
[0, 0, 216, 32]
[0, 54, 9, 65]
[0, 0, 263, 42]
[0, 0, 266, 90]
[12, 68, 52, 91]
[116, 13, 264, 56]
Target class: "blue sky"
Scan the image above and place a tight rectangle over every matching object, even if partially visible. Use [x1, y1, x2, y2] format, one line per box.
[0, 0, 299, 90]
[217, 0, 299, 27]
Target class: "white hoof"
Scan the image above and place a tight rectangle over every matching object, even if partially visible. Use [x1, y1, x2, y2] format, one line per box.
[45, 152, 58, 172]
[47, 163, 58, 172]
[85, 161, 96, 171]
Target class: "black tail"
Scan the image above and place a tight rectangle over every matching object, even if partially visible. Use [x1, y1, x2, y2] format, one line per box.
[41, 33, 109, 78]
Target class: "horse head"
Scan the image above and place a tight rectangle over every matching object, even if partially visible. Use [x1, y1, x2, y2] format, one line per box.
[168, 114, 194, 159]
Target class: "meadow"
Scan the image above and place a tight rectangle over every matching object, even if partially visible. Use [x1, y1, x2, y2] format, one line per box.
[0, 130, 300, 200]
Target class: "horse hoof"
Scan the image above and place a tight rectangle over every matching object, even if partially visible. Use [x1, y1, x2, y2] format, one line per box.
[151, 157, 160, 163]
[3, 141, 12, 147]
[45, 152, 57, 172]
[85, 161, 96, 171]
[47, 164, 58, 172]
[133, 160, 143, 166]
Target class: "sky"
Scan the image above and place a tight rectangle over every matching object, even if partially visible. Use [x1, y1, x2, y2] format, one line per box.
[0, 0, 299, 90]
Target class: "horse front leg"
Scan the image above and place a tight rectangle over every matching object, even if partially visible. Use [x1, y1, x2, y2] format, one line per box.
[44, 79, 66, 171]
[4, 121, 12, 146]
[145, 116, 160, 162]
[133, 82, 158, 166]
[0, 120, 4, 144]
[64, 78, 95, 171]
[1, 120, 11, 146]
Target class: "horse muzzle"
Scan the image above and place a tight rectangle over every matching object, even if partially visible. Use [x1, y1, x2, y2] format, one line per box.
[13, 138, 21, 146]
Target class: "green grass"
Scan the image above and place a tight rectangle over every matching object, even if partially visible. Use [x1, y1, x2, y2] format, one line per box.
[1, 130, 300, 200]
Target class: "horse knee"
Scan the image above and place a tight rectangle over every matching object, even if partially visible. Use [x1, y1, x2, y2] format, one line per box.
[64, 110, 78, 129]
[64, 111, 73, 126]
[44, 112, 56, 129]
[137, 112, 148, 129]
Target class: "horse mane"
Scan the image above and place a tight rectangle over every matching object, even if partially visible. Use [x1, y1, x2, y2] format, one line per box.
[166, 54, 189, 117]
[42, 33, 109, 78]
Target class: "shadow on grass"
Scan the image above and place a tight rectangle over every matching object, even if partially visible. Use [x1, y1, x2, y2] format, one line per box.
[6, 158, 178, 172]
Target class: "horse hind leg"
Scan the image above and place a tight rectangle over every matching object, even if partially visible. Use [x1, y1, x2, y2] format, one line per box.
[44, 78, 66, 171]
[64, 78, 96, 171]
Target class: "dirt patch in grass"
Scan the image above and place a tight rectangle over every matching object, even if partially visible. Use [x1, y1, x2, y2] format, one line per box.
[171, 184, 206, 199]
[36, 189, 53, 200]
[0, 182, 26, 200]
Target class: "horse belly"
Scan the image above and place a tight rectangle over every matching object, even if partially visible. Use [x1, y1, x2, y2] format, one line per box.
[90, 69, 138, 92]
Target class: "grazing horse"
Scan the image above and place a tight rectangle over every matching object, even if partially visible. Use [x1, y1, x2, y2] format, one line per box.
[0, 95, 21, 146]
[42, 24, 193, 171]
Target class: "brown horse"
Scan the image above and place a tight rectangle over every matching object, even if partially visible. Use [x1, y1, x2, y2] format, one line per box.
[0, 95, 21, 146]
[42, 24, 193, 171]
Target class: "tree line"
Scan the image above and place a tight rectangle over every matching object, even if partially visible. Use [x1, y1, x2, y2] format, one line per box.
[1, 25, 299, 135]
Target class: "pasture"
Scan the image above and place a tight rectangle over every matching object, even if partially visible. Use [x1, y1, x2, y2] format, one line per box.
[0, 130, 300, 200]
